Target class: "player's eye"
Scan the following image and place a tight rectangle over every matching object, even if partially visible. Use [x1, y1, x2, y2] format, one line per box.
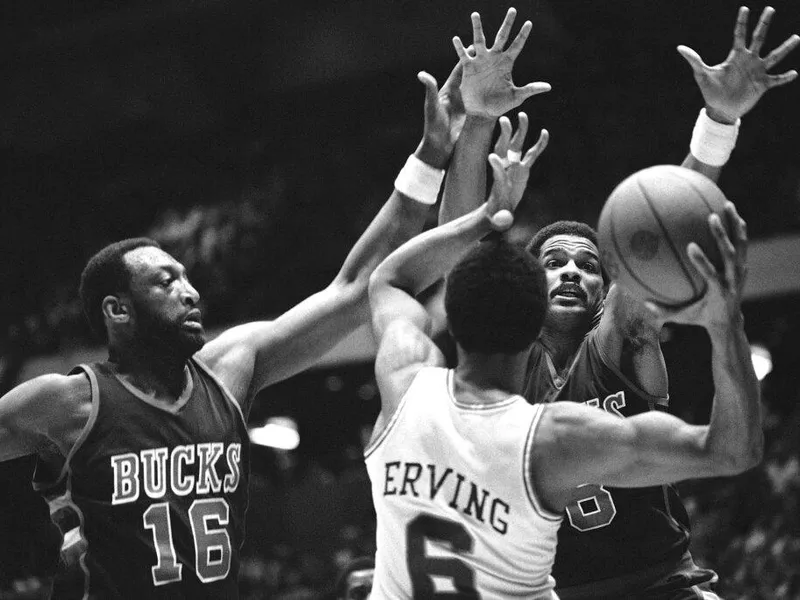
[545, 259, 561, 268]
[583, 262, 598, 273]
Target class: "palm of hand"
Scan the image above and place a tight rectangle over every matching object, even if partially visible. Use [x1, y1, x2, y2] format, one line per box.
[698, 51, 769, 120]
[462, 56, 519, 117]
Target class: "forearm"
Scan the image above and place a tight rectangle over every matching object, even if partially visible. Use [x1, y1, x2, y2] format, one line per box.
[373, 203, 494, 296]
[334, 188, 432, 289]
[704, 316, 763, 471]
[439, 116, 496, 224]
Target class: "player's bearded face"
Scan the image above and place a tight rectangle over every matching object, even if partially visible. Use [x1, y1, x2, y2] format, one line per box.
[131, 296, 206, 359]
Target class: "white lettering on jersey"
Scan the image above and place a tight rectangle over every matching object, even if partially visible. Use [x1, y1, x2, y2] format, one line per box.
[112, 453, 140, 505]
[223, 444, 241, 493]
[196, 443, 224, 494]
[171, 445, 196, 496]
[585, 391, 626, 417]
[109, 442, 241, 502]
[141, 448, 169, 499]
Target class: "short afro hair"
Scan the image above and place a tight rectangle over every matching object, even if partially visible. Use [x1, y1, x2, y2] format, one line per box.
[445, 238, 548, 354]
[79, 238, 161, 339]
[525, 220, 608, 284]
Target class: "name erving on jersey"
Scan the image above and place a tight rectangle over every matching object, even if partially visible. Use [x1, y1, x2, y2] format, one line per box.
[383, 461, 510, 535]
[111, 442, 242, 505]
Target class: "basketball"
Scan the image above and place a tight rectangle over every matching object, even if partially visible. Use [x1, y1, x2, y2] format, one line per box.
[597, 165, 731, 307]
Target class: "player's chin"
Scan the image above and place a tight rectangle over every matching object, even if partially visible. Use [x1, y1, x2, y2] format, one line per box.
[179, 331, 207, 356]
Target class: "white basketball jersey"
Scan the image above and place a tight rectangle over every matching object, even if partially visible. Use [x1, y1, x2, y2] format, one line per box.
[365, 367, 562, 599]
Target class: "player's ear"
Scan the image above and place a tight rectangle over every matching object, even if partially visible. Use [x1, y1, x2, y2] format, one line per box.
[102, 295, 131, 325]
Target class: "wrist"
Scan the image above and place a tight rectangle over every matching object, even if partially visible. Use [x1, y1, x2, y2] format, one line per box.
[704, 105, 739, 126]
[414, 139, 450, 171]
[464, 113, 497, 128]
[395, 154, 446, 205]
[689, 108, 741, 167]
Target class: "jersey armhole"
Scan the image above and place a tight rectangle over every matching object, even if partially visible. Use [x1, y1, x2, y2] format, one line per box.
[364, 367, 439, 459]
[523, 404, 564, 522]
[192, 356, 248, 430]
[589, 332, 669, 409]
[33, 365, 100, 492]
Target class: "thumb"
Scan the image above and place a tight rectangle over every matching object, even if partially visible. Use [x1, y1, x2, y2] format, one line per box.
[417, 71, 440, 103]
[514, 81, 552, 101]
[676, 45, 708, 74]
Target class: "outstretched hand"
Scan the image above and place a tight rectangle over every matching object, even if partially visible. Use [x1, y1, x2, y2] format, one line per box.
[646, 203, 748, 333]
[416, 62, 467, 169]
[678, 6, 799, 123]
[453, 7, 551, 119]
[484, 114, 549, 232]
[493, 112, 549, 208]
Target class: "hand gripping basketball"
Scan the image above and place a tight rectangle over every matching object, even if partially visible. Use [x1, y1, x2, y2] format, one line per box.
[598, 165, 734, 307]
[645, 202, 748, 330]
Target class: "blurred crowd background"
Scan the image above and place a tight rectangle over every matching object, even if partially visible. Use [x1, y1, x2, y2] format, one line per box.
[1, 0, 798, 598]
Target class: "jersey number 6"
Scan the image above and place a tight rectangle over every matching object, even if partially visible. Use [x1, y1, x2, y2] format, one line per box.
[406, 513, 481, 599]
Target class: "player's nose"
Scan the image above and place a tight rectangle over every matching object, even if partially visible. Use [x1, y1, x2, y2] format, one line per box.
[560, 261, 581, 280]
[180, 280, 201, 306]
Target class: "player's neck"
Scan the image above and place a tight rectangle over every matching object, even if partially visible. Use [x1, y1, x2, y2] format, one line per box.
[108, 343, 190, 400]
[538, 315, 588, 374]
[454, 350, 530, 401]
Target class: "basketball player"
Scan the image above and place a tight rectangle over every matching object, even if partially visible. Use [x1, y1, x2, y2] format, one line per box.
[437, 6, 797, 598]
[0, 62, 474, 598]
[365, 146, 759, 599]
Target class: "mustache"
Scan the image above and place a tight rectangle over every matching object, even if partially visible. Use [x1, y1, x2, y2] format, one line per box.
[551, 283, 587, 300]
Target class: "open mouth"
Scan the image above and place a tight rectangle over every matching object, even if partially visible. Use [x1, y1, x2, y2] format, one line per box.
[183, 310, 203, 328]
[551, 285, 586, 301]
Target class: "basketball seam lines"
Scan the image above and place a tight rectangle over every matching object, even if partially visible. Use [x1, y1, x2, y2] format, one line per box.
[637, 177, 702, 299]
[608, 185, 673, 304]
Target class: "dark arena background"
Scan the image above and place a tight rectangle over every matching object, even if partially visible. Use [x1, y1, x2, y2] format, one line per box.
[1, 0, 799, 598]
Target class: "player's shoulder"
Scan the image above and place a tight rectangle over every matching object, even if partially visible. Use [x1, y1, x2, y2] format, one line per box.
[16, 371, 91, 404]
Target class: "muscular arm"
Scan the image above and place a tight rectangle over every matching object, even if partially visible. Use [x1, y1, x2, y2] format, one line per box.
[370, 198, 504, 415]
[594, 7, 799, 395]
[197, 186, 432, 410]
[538, 314, 761, 501]
[441, 8, 550, 226]
[0, 374, 91, 462]
[595, 284, 668, 399]
[198, 67, 467, 412]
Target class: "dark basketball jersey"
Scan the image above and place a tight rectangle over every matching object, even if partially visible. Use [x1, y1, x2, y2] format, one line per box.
[523, 333, 692, 595]
[33, 358, 250, 599]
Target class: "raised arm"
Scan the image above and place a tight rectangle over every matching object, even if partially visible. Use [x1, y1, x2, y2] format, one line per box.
[369, 154, 521, 413]
[440, 7, 550, 225]
[536, 203, 761, 504]
[679, 5, 799, 181]
[595, 6, 799, 398]
[197, 69, 465, 412]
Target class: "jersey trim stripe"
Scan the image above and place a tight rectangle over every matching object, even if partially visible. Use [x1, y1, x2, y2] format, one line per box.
[590, 334, 669, 407]
[446, 369, 523, 411]
[193, 357, 248, 428]
[33, 365, 101, 493]
[364, 370, 418, 458]
[523, 405, 563, 522]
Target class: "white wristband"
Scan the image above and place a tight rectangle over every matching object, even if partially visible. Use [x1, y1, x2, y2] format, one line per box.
[689, 108, 741, 167]
[394, 155, 445, 205]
